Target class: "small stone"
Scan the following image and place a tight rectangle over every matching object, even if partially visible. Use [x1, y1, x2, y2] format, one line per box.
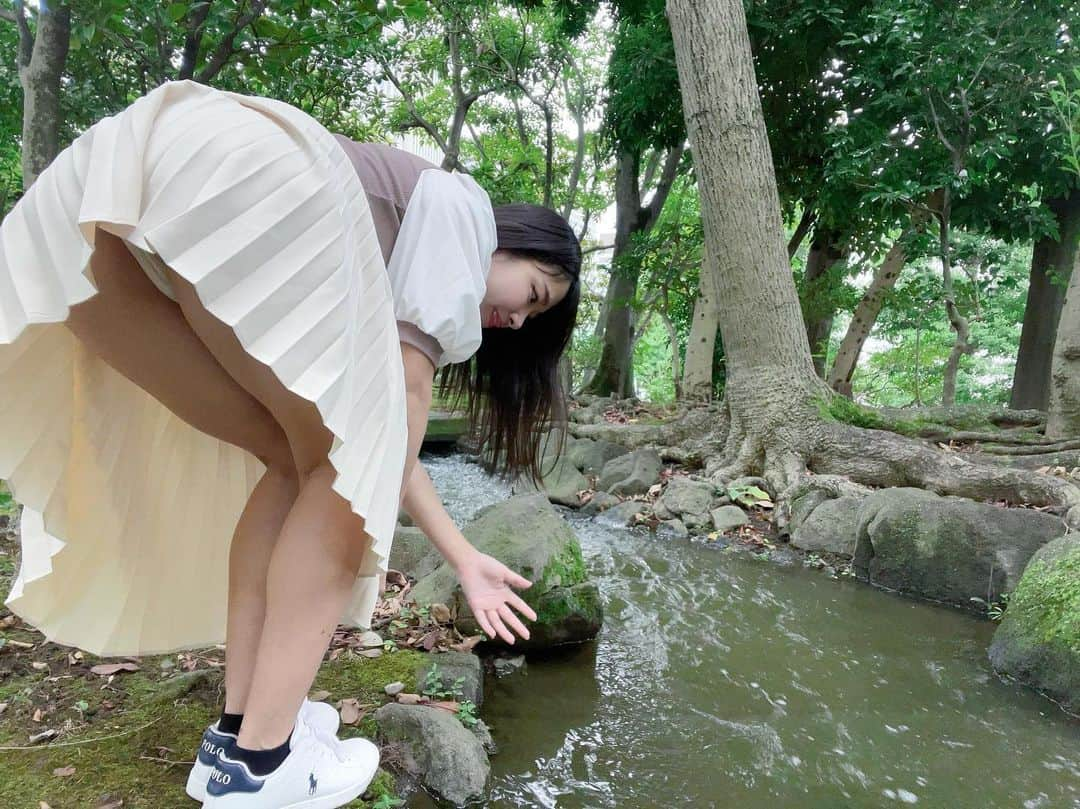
[430, 603, 452, 624]
[159, 659, 175, 671]
[711, 504, 749, 533]
[357, 630, 384, 649]
[358, 648, 383, 658]
[29, 728, 57, 744]
[397, 692, 423, 705]
[384, 681, 406, 696]
[492, 654, 526, 678]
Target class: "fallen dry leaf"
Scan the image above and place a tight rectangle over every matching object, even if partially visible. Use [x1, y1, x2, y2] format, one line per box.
[449, 634, 483, 653]
[53, 765, 76, 777]
[90, 662, 139, 676]
[396, 693, 423, 705]
[32, 661, 49, 671]
[429, 700, 459, 714]
[32, 707, 43, 722]
[309, 690, 331, 702]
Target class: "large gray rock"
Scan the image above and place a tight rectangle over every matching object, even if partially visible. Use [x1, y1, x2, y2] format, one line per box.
[656, 476, 715, 522]
[374, 703, 489, 806]
[710, 505, 749, 533]
[388, 526, 443, 581]
[598, 448, 663, 496]
[595, 500, 645, 527]
[791, 497, 861, 555]
[989, 534, 1080, 712]
[567, 438, 629, 474]
[513, 453, 589, 507]
[853, 488, 1068, 606]
[415, 651, 483, 708]
[408, 494, 602, 650]
[580, 491, 620, 516]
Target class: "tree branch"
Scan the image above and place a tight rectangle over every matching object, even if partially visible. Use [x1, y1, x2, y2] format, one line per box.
[643, 145, 686, 229]
[195, 0, 269, 84]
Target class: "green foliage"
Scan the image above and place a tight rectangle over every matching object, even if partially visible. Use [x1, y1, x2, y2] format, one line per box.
[419, 663, 478, 728]
[848, 230, 1031, 407]
[1045, 66, 1080, 179]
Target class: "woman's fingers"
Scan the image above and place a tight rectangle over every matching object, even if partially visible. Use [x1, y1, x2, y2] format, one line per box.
[475, 610, 496, 641]
[498, 604, 530, 640]
[486, 610, 515, 644]
[506, 591, 538, 622]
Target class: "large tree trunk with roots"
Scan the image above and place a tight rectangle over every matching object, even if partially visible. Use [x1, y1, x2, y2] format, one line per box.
[664, 0, 1080, 523]
[1046, 241, 1080, 439]
[1011, 191, 1079, 410]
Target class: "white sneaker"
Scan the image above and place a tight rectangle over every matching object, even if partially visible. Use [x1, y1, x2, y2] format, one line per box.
[202, 711, 380, 808]
[185, 698, 341, 802]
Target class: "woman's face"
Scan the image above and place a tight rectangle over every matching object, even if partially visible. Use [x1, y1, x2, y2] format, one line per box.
[480, 250, 572, 330]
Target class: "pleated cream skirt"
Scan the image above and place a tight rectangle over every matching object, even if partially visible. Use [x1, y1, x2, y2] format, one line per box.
[0, 79, 409, 657]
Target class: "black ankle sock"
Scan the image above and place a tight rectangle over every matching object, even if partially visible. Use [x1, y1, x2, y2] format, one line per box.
[217, 710, 244, 736]
[230, 725, 294, 776]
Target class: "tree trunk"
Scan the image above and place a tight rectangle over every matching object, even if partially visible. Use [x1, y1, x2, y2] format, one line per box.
[586, 148, 643, 398]
[666, 0, 1080, 520]
[1011, 190, 1080, 410]
[937, 187, 973, 406]
[16, 2, 71, 189]
[681, 242, 721, 400]
[801, 228, 844, 377]
[827, 204, 935, 396]
[1046, 215, 1080, 438]
[584, 144, 684, 398]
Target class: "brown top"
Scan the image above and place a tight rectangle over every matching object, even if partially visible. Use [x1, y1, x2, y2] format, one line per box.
[332, 135, 445, 367]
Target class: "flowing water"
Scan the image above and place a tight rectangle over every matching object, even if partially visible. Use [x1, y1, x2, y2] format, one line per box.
[411, 452, 1080, 808]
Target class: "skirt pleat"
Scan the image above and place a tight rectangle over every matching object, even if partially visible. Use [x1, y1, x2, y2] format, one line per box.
[0, 79, 409, 657]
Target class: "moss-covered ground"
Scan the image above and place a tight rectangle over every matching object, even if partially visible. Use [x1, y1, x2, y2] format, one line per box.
[0, 482, 426, 808]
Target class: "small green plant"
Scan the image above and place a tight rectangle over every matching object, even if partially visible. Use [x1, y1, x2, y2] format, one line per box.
[370, 793, 406, 808]
[382, 638, 398, 653]
[456, 699, 479, 728]
[970, 592, 1010, 622]
[726, 482, 772, 508]
[420, 663, 478, 727]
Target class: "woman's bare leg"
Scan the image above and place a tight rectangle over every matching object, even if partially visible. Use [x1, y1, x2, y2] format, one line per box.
[160, 263, 374, 751]
[66, 228, 300, 716]
[222, 467, 300, 714]
[234, 462, 370, 749]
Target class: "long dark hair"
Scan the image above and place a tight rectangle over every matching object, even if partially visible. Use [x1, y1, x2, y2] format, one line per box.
[438, 203, 581, 486]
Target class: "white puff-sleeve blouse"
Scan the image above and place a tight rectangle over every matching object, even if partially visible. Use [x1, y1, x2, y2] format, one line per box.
[387, 168, 498, 370]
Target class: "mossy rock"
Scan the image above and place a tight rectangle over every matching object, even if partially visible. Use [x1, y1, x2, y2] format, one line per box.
[989, 535, 1080, 711]
[408, 494, 602, 651]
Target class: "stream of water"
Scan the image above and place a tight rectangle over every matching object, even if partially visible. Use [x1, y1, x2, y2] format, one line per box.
[411, 452, 1079, 808]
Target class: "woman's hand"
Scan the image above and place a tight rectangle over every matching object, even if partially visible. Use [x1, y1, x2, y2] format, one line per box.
[455, 551, 537, 644]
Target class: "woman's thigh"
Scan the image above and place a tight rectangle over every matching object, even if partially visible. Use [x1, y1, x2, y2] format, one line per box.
[65, 228, 294, 470]
[160, 266, 335, 479]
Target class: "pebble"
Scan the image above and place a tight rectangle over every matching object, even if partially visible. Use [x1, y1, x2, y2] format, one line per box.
[357, 631, 384, 649]
[384, 681, 406, 696]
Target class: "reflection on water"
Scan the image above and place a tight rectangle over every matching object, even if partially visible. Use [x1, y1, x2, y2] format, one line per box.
[414, 453, 1080, 808]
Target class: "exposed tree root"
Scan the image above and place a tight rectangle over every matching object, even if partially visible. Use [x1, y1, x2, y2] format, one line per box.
[977, 438, 1080, 456]
[685, 387, 1080, 529]
[875, 405, 1045, 429]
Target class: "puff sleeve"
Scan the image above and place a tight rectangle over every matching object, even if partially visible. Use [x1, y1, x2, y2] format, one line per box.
[388, 168, 498, 369]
